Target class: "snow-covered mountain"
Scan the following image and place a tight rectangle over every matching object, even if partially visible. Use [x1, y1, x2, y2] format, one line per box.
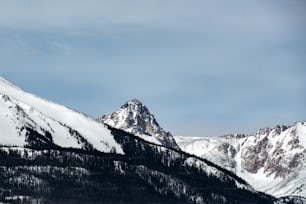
[0, 76, 123, 153]
[98, 98, 180, 150]
[1, 76, 281, 203]
[175, 123, 306, 198]
[98, 96, 306, 199]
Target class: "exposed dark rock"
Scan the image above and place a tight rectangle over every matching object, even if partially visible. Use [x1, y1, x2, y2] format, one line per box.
[98, 99, 180, 150]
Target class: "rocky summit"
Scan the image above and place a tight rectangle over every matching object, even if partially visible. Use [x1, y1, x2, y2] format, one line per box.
[98, 98, 180, 150]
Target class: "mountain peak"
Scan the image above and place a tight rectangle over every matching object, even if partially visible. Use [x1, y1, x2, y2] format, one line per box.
[120, 98, 149, 115]
[98, 99, 180, 150]
[126, 98, 143, 105]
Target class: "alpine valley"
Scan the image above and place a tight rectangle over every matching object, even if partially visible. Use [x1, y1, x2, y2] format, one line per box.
[0, 76, 305, 204]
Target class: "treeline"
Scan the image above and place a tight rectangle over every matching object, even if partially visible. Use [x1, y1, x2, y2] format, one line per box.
[0, 126, 278, 204]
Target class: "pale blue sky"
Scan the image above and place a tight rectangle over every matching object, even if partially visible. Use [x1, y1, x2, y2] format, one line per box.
[0, 0, 305, 136]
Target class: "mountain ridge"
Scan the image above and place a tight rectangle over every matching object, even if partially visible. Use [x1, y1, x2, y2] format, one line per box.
[0, 76, 123, 153]
[175, 121, 306, 198]
[97, 95, 306, 199]
[0, 76, 283, 203]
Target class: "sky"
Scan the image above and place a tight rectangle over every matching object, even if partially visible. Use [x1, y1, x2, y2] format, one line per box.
[0, 0, 305, 136]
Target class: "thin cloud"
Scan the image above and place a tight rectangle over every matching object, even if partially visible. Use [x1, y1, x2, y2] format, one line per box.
[0, 0, 304, 35]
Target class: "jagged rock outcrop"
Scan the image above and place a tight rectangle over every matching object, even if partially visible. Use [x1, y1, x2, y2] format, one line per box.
[98, 99, 180, 150]
[175, 122, 306, 198]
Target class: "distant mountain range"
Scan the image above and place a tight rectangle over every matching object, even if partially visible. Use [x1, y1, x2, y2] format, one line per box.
[0, 76, 305, 203]
[175, 122, 306, 198]
[99, 97, 306, 199]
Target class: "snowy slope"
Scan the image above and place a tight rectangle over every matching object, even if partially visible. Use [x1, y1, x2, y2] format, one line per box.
[98, 96, 306, 198]
[98, 99, 180, 150]
[175, 122, 306, 198]
[0, 77, 123, 154]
